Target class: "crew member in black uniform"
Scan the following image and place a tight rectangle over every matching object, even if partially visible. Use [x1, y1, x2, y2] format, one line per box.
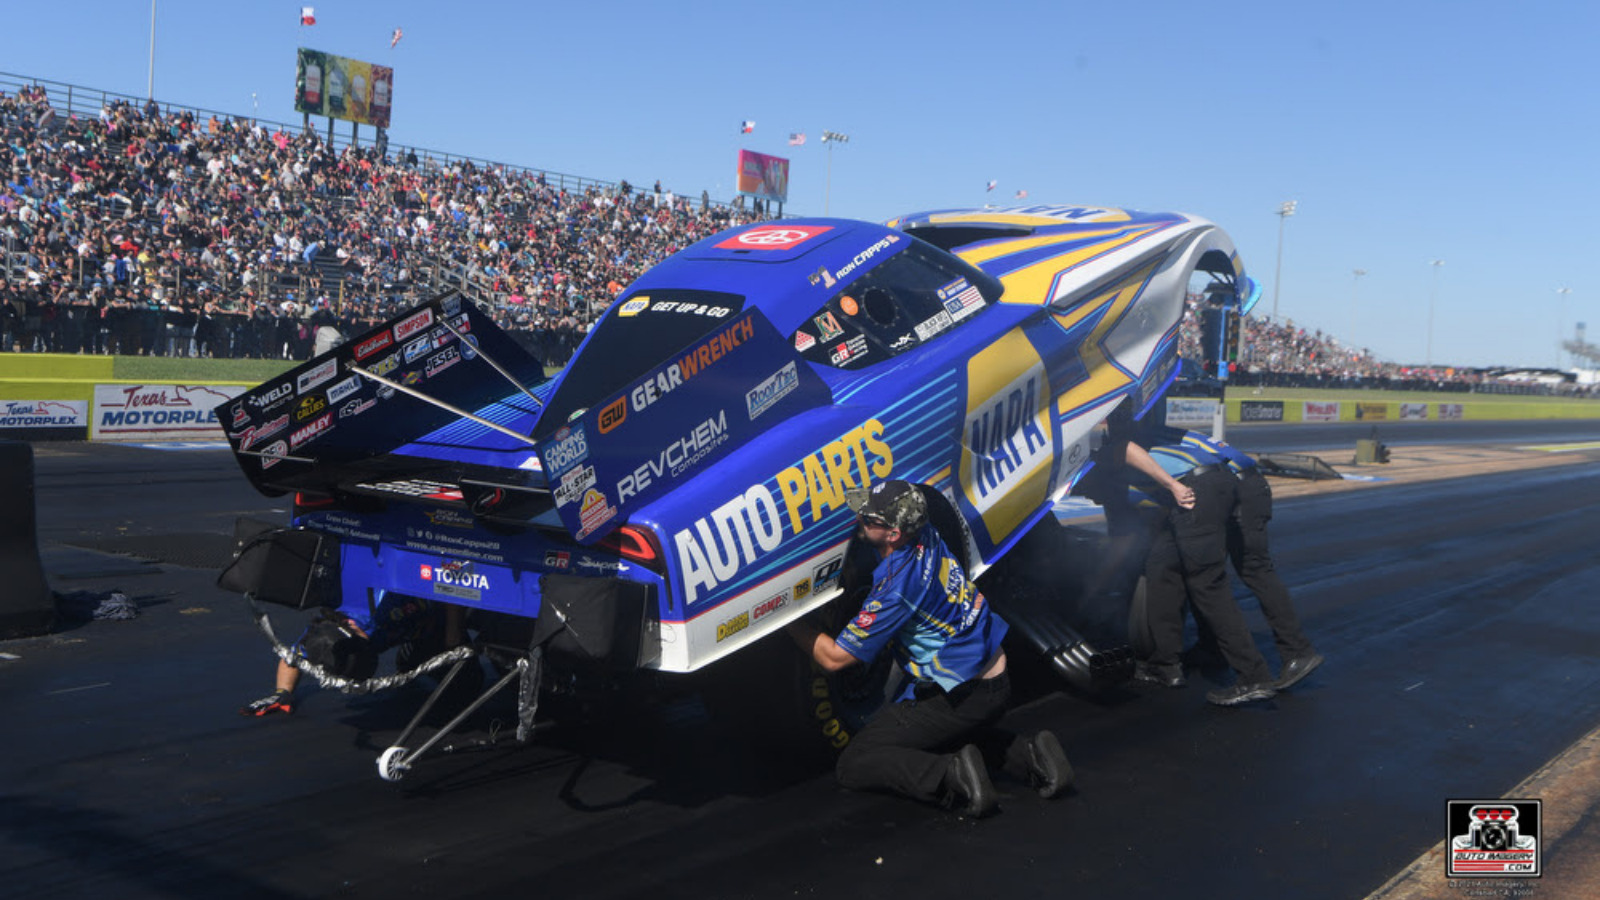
[1087, 410, 1278, 707]
[1194, 432, 1325, 690]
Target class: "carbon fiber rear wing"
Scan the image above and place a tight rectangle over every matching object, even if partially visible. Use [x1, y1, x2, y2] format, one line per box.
[215, 293, 552, 511]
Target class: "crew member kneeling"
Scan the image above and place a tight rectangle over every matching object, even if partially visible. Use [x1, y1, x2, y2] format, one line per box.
[786, 480, 1072, 818]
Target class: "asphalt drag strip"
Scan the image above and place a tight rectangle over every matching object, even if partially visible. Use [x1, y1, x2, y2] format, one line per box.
[6, 436, 1600, 899]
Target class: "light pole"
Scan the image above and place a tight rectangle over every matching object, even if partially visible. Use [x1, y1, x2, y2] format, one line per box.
[821, 131, 849, 215]
[1271, 200, 1297, 321]
[1426, 259, 1444, 366]
[1555, 286, 1573, 368]
[1350, 268, 1366, 348]
[147, 0, 157, 100]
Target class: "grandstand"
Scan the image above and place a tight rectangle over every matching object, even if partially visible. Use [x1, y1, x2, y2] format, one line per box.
[4, 71, 1594, 398]
[0, 71, 766, 365]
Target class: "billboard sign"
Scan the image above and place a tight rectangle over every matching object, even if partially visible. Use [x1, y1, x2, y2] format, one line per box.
[736, 149, 790, 204]
[296, 48, 393, 129]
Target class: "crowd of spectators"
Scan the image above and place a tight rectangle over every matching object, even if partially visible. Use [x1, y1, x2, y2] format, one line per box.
[0, 84, 765, 366]
[2, 81, 1595, 397]
[1175, 292, 1599, 398]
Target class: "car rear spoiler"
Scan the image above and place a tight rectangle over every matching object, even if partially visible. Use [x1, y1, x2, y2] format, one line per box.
[215, 293, 551, 509]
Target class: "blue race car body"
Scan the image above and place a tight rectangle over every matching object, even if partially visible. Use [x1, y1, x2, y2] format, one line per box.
[221, 203, 1252, 680]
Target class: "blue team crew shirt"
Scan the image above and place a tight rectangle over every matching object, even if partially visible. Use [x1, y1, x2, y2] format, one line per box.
[1182, 429, 1258, 475]
[1123, 423, 1253, 507]
[835, 522, 1008, 699]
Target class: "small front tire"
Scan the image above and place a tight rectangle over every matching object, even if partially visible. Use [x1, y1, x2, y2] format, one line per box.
[377, 745, 409, 782]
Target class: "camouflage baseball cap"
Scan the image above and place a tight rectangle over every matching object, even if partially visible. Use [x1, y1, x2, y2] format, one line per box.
[845, 480, 927, 533]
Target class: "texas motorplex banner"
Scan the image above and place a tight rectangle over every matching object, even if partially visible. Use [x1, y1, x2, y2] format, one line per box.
[736, 149, 790, 204]
[295, 48, 393, 128]
[92, 384, 246, 441]
[0, 400, 89, 440]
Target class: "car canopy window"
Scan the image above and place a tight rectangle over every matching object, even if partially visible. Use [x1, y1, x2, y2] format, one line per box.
[789, 240, 1002, 370]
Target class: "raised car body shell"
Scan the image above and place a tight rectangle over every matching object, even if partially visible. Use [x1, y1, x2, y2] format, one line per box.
[221, 205, 1247, 675]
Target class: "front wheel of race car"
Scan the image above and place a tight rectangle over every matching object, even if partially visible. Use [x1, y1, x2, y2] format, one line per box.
[377, 746, 409, 782]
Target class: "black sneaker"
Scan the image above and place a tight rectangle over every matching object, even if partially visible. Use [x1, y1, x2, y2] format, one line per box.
[239, 690, 294, 717]
[1205, 682, 1276, 707]
[1132, 661, 1186, 689]
[1275, 653, 1324, 690]
[1026, 731, 1074, 799]
[942, 744, 999, 818]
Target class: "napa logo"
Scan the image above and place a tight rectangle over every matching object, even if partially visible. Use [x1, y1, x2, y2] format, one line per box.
[959, 329, 1054, 545]
[619, 296, 650, 317]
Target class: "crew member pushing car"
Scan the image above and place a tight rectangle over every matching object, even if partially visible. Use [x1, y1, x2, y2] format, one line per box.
[1114, 418, 1279, 706]
[1184, 429, 1324, 690]
[786, 480, 1073, 817]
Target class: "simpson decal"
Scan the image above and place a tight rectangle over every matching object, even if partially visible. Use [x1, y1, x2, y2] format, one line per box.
[394, 308, 435, 342]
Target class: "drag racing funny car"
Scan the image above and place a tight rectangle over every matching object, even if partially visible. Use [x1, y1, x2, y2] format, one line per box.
[217, 204, 1256, 780]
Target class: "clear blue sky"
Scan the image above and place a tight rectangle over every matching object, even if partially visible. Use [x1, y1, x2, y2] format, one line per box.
[7, 0, 1595, 370]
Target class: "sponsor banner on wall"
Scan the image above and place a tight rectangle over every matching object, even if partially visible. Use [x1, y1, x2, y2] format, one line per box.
[1165, 397, 1219, 428]
[1438, 403, 1464, 420]
[92, 384, 246, 441]
[1355, 402, 1389, 420]
[1400, 402, 1429, 420]
[1239, 400, 1285, 422]
[1303, 401, 1340, 423]
[0, 400, 89, 439]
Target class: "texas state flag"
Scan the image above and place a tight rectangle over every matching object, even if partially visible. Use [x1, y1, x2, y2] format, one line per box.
[301, 6, 316, 25]
[740, 120, 755, 134]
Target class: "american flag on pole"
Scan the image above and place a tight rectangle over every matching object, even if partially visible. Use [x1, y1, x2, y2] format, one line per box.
[1015, 189, 1028, 199]
[740, 120, 755, 134]
[789, 132, 806, 146]
[391, 27, 403, 48]
[300, 6, 316, 25]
